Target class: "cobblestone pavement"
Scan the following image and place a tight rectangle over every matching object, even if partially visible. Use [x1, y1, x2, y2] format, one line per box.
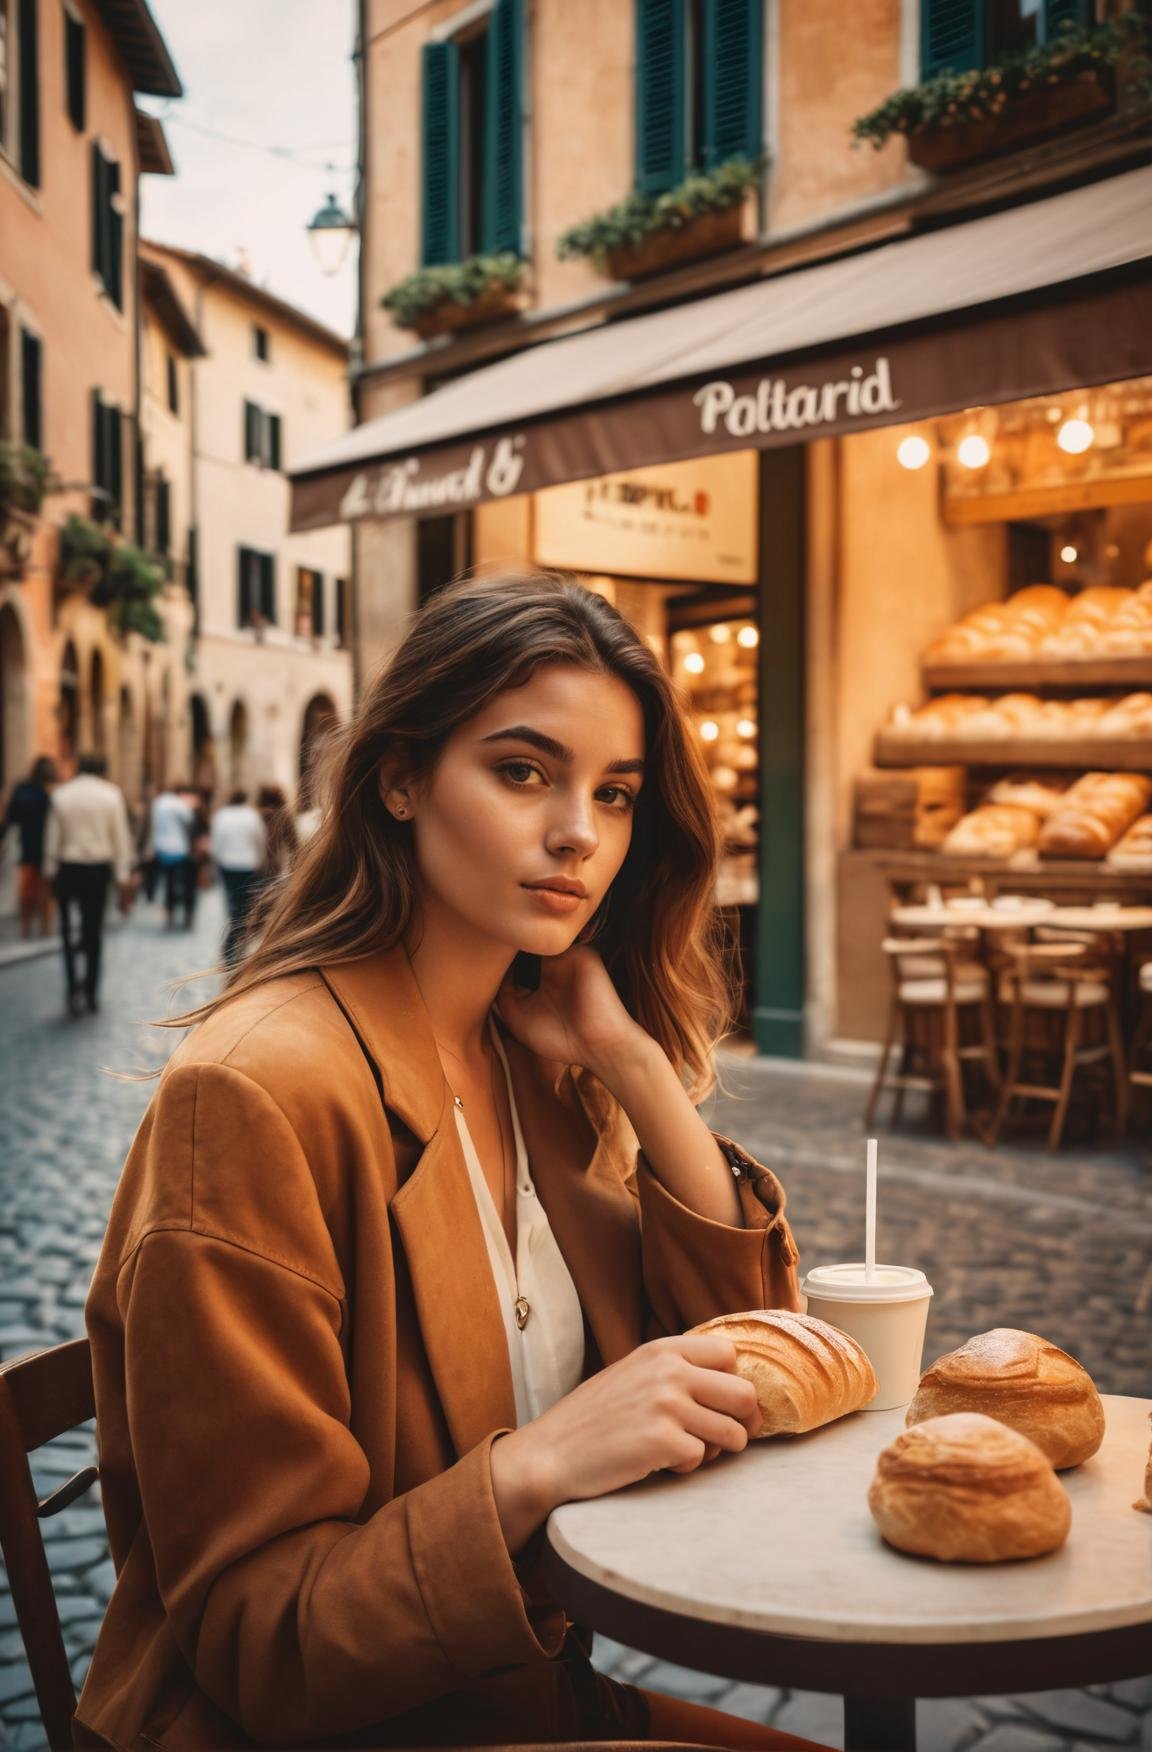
[1, 898, 1149, 1751]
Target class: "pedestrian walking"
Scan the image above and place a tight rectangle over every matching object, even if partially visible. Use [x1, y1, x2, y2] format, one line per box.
[43, 751, 134, 1016]
[150, 783, 195, 929]
[1, 756, 58, 938]
[209, 789, 267, 965]
[74, 574, 822, 1752]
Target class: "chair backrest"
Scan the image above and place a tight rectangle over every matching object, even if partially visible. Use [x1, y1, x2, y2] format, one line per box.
[0, 1338, 99, 1752]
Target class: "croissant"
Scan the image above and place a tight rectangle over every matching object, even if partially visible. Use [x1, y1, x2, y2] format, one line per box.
[906, 1328, 1104, 1469]
[690, 1309, 877, 1435]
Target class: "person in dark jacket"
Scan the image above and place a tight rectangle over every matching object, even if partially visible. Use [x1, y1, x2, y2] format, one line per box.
[2, 756, 58, 937]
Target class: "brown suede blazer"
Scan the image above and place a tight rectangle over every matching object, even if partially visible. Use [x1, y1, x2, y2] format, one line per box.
[73, 946, 803, 1750]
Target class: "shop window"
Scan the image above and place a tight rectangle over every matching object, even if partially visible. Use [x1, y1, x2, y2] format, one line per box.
[20, 325, 41, 450]
[242, 399, 282, 469]
[63, 4, 84, 131]
[90, 388, 122, 524]
[253, 322, 270, 362]
[420, 0, 523, 266]
[91, 141, 124, 308]
[921, 0, 1092, 77]
[237, 545, 275, 629]
[635, 0, 763, 194]
[418, 513, 471, 604]
[295, 566, 325, 637]
[166, 352, 178, 414]
[0, 0, 40, 184]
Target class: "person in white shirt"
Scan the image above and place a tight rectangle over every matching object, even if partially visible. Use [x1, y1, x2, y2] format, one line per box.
[210, 790, 267, 964]
[43, 752, 134, 1016]
[150, 784, 196, 929]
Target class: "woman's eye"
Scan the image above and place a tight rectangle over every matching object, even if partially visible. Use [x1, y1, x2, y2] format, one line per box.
[599, 785, 636, 810]
[498, 761, 544, 787]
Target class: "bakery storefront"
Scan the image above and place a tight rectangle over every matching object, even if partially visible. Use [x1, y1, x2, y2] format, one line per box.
[290, 165, 1152, 1062]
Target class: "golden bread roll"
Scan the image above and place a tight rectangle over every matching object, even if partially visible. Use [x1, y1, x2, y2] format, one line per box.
[1136, 1413, 1152, 1513]
[1006, 584, 1070, 622]
[1107, 814, 1152, 868]
[690, 1309, 877, 1436]
[943, 805, 1040, 858]
[906, 1329, 1104, 1469]
[1067, 586, 1130, 624]
[869, 1412, 1071, 1562]
[1038, 772, 1152, 860]
[986, 777, 1067, 819]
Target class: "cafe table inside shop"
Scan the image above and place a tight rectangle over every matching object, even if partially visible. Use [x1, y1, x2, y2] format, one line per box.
[543, 1395, 1152, 1752]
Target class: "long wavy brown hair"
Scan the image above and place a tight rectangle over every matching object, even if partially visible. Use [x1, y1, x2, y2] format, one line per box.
[169, 571, 737, 1099]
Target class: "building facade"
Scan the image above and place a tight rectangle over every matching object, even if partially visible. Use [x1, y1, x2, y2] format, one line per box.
[314, 0, 1152, 1059]
[0, 0, 189, 812]
[142, 243, 353, 802]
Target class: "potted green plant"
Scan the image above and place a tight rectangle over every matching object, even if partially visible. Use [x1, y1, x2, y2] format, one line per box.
[382, 252, 524, 339]
[557, 158, 760, 281]
[89, 542, 167, 642]
[58, 513, 114, 591]
[852, 14, 1151, 174]
[0, 443, 53, 578]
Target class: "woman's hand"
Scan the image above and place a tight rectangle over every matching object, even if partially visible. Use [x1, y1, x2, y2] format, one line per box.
[489, 1333, 761, 1553]
[495, 943, 646, 1075]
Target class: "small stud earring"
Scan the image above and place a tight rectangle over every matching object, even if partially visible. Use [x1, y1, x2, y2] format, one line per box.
[394, 803, 408, 819]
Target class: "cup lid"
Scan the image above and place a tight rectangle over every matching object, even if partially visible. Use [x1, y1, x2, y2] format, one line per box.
[801, 1263, 933, 1303]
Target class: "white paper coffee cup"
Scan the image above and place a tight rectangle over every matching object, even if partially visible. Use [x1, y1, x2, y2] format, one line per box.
[800, 1263, 933, 1411]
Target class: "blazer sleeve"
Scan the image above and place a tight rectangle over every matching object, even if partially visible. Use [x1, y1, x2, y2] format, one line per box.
[112, 1064, 566, 1746]
[634, 1129, 806, 1336]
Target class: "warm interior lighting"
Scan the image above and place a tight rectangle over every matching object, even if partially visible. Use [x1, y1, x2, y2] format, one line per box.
[956, 434, 991, 469]
[737, 718, 757, 738]
[682, 651, 705, 674]
[1057, 417, 1094, 455]
[1060, 544, 1078, 563]
[897, 434, 931, 471]
[708, 624, 731, 644]
[700, 720, 719, 741]
[736, 625, 759, 648]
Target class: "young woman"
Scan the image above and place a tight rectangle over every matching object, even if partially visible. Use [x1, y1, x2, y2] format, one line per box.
[74, 574, 829, 1752]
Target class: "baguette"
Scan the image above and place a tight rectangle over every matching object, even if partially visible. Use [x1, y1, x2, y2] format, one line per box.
[689, 1309, 878, 1436]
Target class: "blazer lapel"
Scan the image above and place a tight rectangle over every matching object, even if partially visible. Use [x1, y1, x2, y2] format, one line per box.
[321, 948, 517, 1456]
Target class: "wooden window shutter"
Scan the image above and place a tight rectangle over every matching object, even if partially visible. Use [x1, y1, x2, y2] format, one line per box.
[311, 570, 325, 636]
[65, 10, 85, 132]
[702, 0, 762, 168]
[335, 576, 347, 647]
[106, 402, 122, 518]
[260, 553, 276, 625]
[921, 0, 983, 76]
[243, 399, 260, 462]
[167, 354, 178, 414]
[107, 155, 122, 308]
[91, 388, 104, 502]
[482, 0, 523, 255]
[156, 478, 171, 554]
[238, 547, 253, 627]
[421, 41, 461, 266]
[18, 0, 40, 186]
[20, 328, 42, 451]
[1044, 0, 1089, 36]
[90, 143, 104, 279]
[635, 0, 686, 194]
[267, 412, 282, 470]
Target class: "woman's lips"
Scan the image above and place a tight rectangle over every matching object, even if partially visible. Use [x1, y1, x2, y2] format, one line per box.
[521, 885, 584, 914]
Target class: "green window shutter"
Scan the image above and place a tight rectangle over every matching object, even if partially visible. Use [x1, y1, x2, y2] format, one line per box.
[334, 576, 347, 647]
[482, 0, 523, 255]
[310, 571, 325, 637]
[107, 156, 123, 309]
[20, 328, 42, 451]
[90, 143, 104, 279]
[238, 547, 253, 627]
[18, 0, 40, 187]
[260, 553, 276, 625]
[65, 11, 86, 132]
[155, 478, 171, 555]
[421, 41, 460, 266]
[635, 0, 685, 194]
[91, 388, 104, 505]
[243, 399, 260, 462]
[1044, 0, 1089, 37]
[920, 0, 983, 76]
[702, 0, 763, 168]
[106, 403, 122, 522]
[267, 412, 282, 470]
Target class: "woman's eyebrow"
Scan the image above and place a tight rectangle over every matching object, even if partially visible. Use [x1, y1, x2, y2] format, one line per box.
[479, 725, 645, 775]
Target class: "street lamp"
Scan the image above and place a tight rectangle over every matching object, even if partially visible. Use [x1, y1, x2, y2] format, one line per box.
[307, 188, 356, 276]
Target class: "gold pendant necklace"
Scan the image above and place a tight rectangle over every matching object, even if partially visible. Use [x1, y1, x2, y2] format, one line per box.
[491, 1044, 531, 1331]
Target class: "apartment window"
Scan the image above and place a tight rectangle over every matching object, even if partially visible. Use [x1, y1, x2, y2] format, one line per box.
[20, 325, 41, 449]
[295, 566, 324, 637]
[237, 545, 276, 628]
[0, 0, 41, 185]
[420, 0, 523, 265]
[154, 475, 171, 556]
[253, 323, 270, 362]
[166, 352, 178, 414]
[91, 142, 124, 308]
[242, 399, 282, 469]
[921, 0, 1091, 76]
[63, 4, 84, 130]
[334, 575, 347, 649]
[634, 0, 763, 194]
[90, 388, 123, 523]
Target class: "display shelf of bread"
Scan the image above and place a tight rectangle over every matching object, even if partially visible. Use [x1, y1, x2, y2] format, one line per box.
[876, 690, 1152, 771]
[923, 584, 1152, 688]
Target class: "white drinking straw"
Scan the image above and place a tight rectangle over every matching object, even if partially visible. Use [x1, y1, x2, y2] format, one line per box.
[865, 1137, 878, 1284]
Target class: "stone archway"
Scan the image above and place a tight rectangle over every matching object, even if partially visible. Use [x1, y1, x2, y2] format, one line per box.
[118, 686, 138, 801]
[189, 692, 216, 794]
[228, 699, 249, 792]
[0, 603, 28, 795]
[297, 693, 339, 809]
[90, 649, 107, 754]
[59, 642, 80, 773]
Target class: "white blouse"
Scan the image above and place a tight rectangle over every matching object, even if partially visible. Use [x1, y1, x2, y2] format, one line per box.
[452, 1023, 586, 1427]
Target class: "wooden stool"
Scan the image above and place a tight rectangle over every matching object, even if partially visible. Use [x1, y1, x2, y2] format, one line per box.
[865, 938, 1000, 1143]
[990, 940, 1127, 1150]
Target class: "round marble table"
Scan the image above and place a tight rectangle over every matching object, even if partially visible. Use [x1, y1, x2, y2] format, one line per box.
[543, 1394, 1152, 1752]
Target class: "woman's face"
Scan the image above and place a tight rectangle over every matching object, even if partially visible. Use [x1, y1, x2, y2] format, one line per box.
[403, 662, 646, 957]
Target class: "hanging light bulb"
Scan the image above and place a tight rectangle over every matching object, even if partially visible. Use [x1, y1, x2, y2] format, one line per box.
[1060, 544, 1078, 564]
[957, 434, 991, 470]
[897, 434, 931, 471]
[1057, 417, 1094, 455]
[708, 624, 731, 644]
[700, 720, 720, 742]
[736, 625, 759, 649]
[737, 718, 757, 739]
[683, 651, 705, 674]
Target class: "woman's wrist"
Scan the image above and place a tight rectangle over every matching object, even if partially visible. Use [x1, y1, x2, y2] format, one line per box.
[581, 1027, 662, 1098]
[489, 1424, 563, 1557]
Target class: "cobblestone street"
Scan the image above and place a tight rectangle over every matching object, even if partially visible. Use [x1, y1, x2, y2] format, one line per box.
[0, 896, 1149, 1751]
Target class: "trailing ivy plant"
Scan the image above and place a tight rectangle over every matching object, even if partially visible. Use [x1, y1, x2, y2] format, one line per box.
[0, 443, 54, 519]
[381, 252, 523, 330]
[90, 542, 167, 643]
[852, 13, 1152, 150]
[557, 157, 760, 268]
[59, 513, 114, 587]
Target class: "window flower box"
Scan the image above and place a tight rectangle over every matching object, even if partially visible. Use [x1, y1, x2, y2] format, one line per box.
[557, 158, 761, 283]
[906, 71, 1114, 173]
[382, 253, 524, 339]
[604, 200, 751, 281]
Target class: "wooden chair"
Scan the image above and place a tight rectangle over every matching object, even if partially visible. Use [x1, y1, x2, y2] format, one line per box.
[989, 936, 1128, 1150]
[1131, 958, 1152, 1104]
[0, 1338, 99, 1752]
[865, 937, 1000, 1142]
[0, 1340, 721, 1752]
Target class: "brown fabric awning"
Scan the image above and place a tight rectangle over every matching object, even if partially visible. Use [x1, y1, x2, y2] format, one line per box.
[289, 165, 1152, 533]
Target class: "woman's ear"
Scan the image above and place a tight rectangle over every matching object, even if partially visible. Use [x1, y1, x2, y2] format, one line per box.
[377, 762, 416, 823]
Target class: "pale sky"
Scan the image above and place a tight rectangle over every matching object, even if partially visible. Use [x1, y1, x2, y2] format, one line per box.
[139, 0, 358, 338]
